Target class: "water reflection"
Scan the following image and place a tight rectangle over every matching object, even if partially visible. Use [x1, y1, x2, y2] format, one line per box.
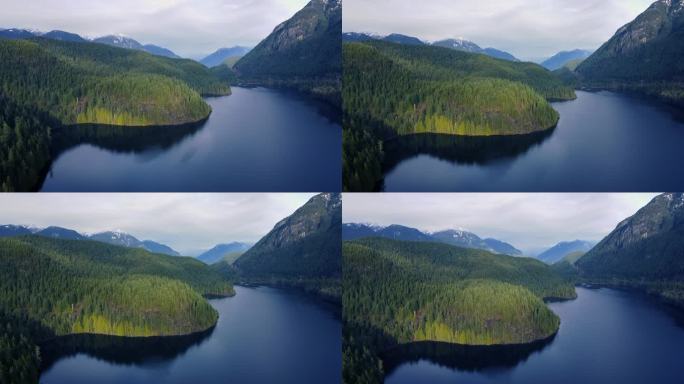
[51, 120, 206, 156]
[383, 128, 554, 172]
[382, 336, 555, 377]
[39, 327, 214, 373]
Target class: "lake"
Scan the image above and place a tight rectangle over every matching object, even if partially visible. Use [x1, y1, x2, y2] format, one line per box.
[384, 287, 684, 384]
[39, 286, 342, 384]
[382, 91, 684, 191]
[40, 87, 341, 192]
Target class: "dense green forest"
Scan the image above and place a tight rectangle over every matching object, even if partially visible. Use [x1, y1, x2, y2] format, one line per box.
[0, 236, 234, 383]
[342, 40, 575, 191]
[0, 95, 53, 191]
[0, 38, 229, 126]
[343, 238, 575, 383]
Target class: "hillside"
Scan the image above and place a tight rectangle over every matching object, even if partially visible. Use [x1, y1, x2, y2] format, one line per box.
[342, 40, 575, 191]
[576, 0, 684, 105]
[343, 237, 575, 383]
[576, 193, 684, 306]
[0, 38, 230, 127]
[233, 0, 341, 103]
[231, 193, 341, 299]
[0, 236, 234, 382]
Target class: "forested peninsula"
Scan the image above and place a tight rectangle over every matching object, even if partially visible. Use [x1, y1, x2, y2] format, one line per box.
[0, 236, 234, 383]
[342, 40, 575, 191]
[342, 237, 576, 384]
[0, 37, 231, 191]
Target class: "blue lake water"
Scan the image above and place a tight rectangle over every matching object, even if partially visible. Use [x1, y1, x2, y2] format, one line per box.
[384, 287, 684, 384]
[383, 91, 684, 191]
[40, 87, 341, 192]
[39, 286, 342, 384]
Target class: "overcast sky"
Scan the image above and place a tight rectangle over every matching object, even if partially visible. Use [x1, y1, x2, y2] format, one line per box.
[0, 0, 309, 58]
[0, 193, 314, 255]
[343, 193, 659, 255]
[344, 0, 656, 60]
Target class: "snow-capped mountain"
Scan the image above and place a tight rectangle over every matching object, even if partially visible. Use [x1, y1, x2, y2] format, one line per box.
[342, 32, 519, 62]
[342, 223, 522, 256]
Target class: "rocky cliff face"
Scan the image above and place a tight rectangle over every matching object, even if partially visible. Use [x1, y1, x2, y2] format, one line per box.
[234, 0, 341, 79]
[234, 193, 341, 278]
[577, 193, 684, 280]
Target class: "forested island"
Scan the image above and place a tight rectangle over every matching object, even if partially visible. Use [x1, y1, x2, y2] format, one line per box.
[0, 236, 234, 383]
[342, 41, 575, 191]
[342, 237, 575, 384]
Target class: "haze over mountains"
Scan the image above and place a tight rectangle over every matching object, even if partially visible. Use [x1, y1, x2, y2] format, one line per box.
[536, 240, 596, 264]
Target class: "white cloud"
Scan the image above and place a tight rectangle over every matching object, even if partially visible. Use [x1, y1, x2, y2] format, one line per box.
[0, 193, 315, 255]
[0, 0, 309, 58]
[342, 193, 659, 254]
[343, 0, 656, 60]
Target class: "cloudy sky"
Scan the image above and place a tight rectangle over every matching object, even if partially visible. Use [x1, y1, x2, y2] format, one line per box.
[343, 193, 659, 255]
[0, 193, 314, 255]
[344, 0, 656, 60]
[0, 0, 309, 58]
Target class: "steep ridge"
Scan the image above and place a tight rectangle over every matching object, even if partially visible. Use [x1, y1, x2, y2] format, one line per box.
[231, 193, 341, 298]
[576, 0, 684, 105]
[234, 0, 341, 103]
[576, 193, 684, 306]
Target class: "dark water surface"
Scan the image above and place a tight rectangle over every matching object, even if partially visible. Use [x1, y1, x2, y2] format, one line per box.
[39, 286, 341, 384]
[40, 87, 341, 192]
[383, 91, 684, 191]
[384, 287, 684, 384]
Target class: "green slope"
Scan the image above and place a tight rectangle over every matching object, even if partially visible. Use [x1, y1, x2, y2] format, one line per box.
[0, 236, 234, 383]
[343, 238, 575, 383]
[342, 40, 575, 191]
[0, 38, 230, 127]
[0, 95, 53, 192]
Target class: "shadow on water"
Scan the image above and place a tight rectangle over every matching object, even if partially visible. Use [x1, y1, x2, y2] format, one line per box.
[39, 326, 215, 373]
[381, 335, 556, 377]
[50, 120, 207, 156]
[382, 128, 555, 173]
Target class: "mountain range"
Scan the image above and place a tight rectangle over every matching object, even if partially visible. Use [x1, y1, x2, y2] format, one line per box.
[576, 0, 684, 105]
[342, 32, 519, 61]
[540, 49, 592, 70]
[342, 223, 522, 256]
[536, 240, 595, 264]
[0, 28, 181, 58]
[0, 225, 180, 256]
